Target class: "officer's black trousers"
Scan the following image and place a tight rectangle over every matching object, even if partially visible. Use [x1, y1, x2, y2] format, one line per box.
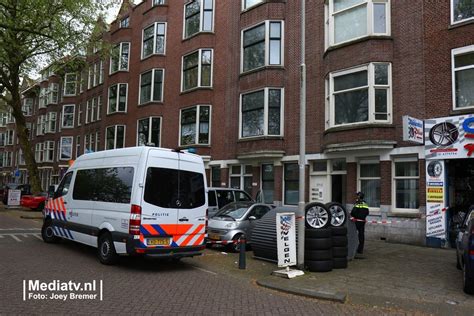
[355, 221, 365, 254]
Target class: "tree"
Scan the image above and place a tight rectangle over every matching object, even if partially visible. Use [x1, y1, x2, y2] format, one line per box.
[0, 0, 115, 193]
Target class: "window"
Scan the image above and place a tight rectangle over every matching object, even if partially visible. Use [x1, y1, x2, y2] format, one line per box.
[240, 88, 283, 138]
[451, 0, 474, 24]
[62, 104, 75, 128]
[452, 46, 474, 109]
[99, 61, 104, 84]
[393, 158, 419, 210]
[325, 0, 390, 47]
[153, 0, 166, 5]
[144, 167, 205, 209]
[137, 117, 161, 147]
[48, 112, 56, 133]
[261, 164, 274, 203]
[6, 130, 14, 145]
[55, 172, 73, 198]
[242, 21, 283, 73]
[284, 163, 299, 205]
[180, 105, 211, 146]
[108, 83, 128, 114]
[47, 83, 59, 104]
[139, 69, 164, 104]
[63, 73, 77, 96]
[120, 16, 129, 28]
[22, 98, 33, 116]
[184, 0, 214, 39]
[3, 151, 12, 167]
[77, 104, 82, 126]
[95, 132, 100, 151]
[73, 167, 134, 203]
[358, 160, 380, 208]
[44, 141, 55, 162]
[0, 133, 5, 147]
[210, 166, 221, 187]
[182, 49, 213, 91]
[60, 137, 73, 160]
[242, 0, 264, 10]
[97, 96, 102, 121]
[328, 62, 391, 127]
[76, 136, 81, 158]
[106, 125, 125, 150]
[229, 165, 253, 195]
[110, 42, 130, 73]
[35, 143, 43, 163]
[142, 22, 166, 58]
[91, 98, 97, 122]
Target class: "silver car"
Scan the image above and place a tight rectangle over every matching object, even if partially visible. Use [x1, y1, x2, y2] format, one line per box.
[207, 202, 274, 252]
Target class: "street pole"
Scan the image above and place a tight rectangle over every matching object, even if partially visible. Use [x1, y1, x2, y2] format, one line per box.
[297, 0, 306, 270]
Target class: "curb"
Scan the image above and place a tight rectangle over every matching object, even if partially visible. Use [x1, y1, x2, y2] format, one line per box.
[256, 277, 347, 303]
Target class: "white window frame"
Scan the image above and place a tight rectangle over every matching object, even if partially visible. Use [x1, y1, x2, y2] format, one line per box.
[105, 125, 126, 150]
[229, 165, 253, 192]
[391, 156, 419, 213]
[153, 0, 166, 6]
[47, 112, 57, 133]
[139, 69, 165, 104]
[59, 136, 73, 160]
[35, 143, 43, 163]
[451, 0, 474, 25]
[239, 87, 285, 139]
[76, 135, 81, 158]
[77, 104, 82, 126]
[95, 132, 100, 152]
[107, 83, 128, 114]
[242, 0, 264, 11]
[181, 48, 213, 92]
[22, 98, 33, 116]
[179, 105, 212, 147]
[357, 158, 381, 211]
[97, 96, 102, 121]
[451, 45, 474, 110]
[141, 22, 167, 59]
[61, 104, 75, 128]
[183, 0, 215, 39]
[6, 129, 14, 145]
[120, 16, 129, 28]
[136, 116, 162, 147]
[327, 62, 392, 128]
[99, 60, 104, 84]
[240, 20, 285, 73]
[325, 0, 391, 48]
[91, 97, 97, 122]
[63, 73, 77, 96]
[47, 83, 59, 104]
[109, 42, 130, 74]
[44, 141, 55, 163]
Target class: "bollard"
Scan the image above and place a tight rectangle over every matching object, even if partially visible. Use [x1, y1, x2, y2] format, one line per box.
[238, 236, 246, 270]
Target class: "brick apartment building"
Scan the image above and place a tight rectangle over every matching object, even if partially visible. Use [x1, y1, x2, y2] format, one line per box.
[1, 0, 473, 246]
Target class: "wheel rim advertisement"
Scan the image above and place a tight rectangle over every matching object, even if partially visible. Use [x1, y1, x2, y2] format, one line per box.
[276, 213, 297, 268]
[425, 160, 446, 239]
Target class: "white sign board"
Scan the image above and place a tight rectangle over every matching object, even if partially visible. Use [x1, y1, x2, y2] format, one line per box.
[425, 160, 446, 239]
[276, 213, 297, 267]
[425, 114, 474, 160]
[403, 116, 424, 144]
[7, 189, 21, 206]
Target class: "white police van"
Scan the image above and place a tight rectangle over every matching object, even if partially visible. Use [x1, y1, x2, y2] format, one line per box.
[41, 147, 207, 264]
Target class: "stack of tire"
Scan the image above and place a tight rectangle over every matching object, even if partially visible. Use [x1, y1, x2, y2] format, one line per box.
[304, 202, 348, 272]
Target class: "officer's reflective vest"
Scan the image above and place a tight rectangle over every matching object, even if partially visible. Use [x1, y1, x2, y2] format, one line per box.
[351, 201, 369, 220]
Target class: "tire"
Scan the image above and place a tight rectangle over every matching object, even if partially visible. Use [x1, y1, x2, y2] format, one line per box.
[326, 202, 347, 227]
[41, 220, 61, 243]
[331, 226, 348, 236]
[333, 257, 348, 269]
[305, 237, 332, 250]
[463, 261, 474, 295]
[305, 260, 333, 272]
[227, 234, 244, 253]
[98, 233, 119, 265]
[332, 246, 348, 258]
[332, 235, 348, 247]
[305, 203, 331, 229]
[305, 228, 331, 238]
[305, 249, 332, 261]
[456, 254, 462, 270]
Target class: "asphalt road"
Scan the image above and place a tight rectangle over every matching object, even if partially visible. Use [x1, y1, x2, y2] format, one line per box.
[0, 211, 411, 315]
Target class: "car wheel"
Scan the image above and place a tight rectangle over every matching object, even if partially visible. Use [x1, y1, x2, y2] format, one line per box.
[98, 233, 119, 265]
[463, 261, 474, 295]
[229, 234, 244, 253]
[326, 202, 347, 227]
[305, 203, 331, 229]
[41, 220, 60, 243]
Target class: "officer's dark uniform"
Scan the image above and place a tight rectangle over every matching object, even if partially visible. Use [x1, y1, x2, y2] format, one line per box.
[351, 193, 369, 255]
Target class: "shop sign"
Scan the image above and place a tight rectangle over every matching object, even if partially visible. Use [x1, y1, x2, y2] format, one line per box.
[7, 189, 21, 206]
[425, 114, 474, 160]
[276, 213, 297, 267]
[403, 116, 424, 144]
[425, 160, 446, 239]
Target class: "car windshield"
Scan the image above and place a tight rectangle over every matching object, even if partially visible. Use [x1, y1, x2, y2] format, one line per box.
[215, 203, 251, 220]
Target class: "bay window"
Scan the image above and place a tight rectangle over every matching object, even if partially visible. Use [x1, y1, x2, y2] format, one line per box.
[452, 45, 474, 109]
[62, 105, 75, 128]
[64, 73, 77, 96]
[137, 117, 161, 147]
[108, 84, 128, 114]
[182, 49, 213, 91]
[139, 69, 164, 104]
[142, 22, 166, 58]
[60, 137, 73, 160]
[451, 0, 474, 24]
[242, 0, 264, 10]
[180, 105, 211, 146]
[110, 42, 130, 73]
[184, 0, 214, 39]
[106, 125, 125, 150]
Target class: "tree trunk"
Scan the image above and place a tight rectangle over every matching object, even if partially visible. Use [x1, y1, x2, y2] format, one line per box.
[9, 71, 43, 194]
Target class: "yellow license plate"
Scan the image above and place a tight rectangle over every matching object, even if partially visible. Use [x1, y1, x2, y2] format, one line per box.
[147, 238, 171, 246]
[208, 233, 220, 240]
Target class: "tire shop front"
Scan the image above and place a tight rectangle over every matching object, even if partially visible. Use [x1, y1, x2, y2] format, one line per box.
[425, 114, 474, 248]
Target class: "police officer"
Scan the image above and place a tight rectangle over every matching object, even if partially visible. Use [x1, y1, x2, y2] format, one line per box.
[351, 192, 369, 257]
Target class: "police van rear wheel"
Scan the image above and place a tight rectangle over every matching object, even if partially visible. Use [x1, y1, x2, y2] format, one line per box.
[98, 233, 119, 265]
[41, 220, 60, 243]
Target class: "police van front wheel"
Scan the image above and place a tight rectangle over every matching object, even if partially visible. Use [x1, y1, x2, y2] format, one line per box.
[41, 220, 60, 243]
[98, 233, 119, 265]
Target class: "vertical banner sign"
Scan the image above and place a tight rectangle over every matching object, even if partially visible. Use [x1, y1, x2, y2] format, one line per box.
[425, 160, 446, 239]
[276, 213, 297, 267]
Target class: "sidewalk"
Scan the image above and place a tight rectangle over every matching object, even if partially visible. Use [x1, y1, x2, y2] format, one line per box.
[193, 241, 474, 315]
